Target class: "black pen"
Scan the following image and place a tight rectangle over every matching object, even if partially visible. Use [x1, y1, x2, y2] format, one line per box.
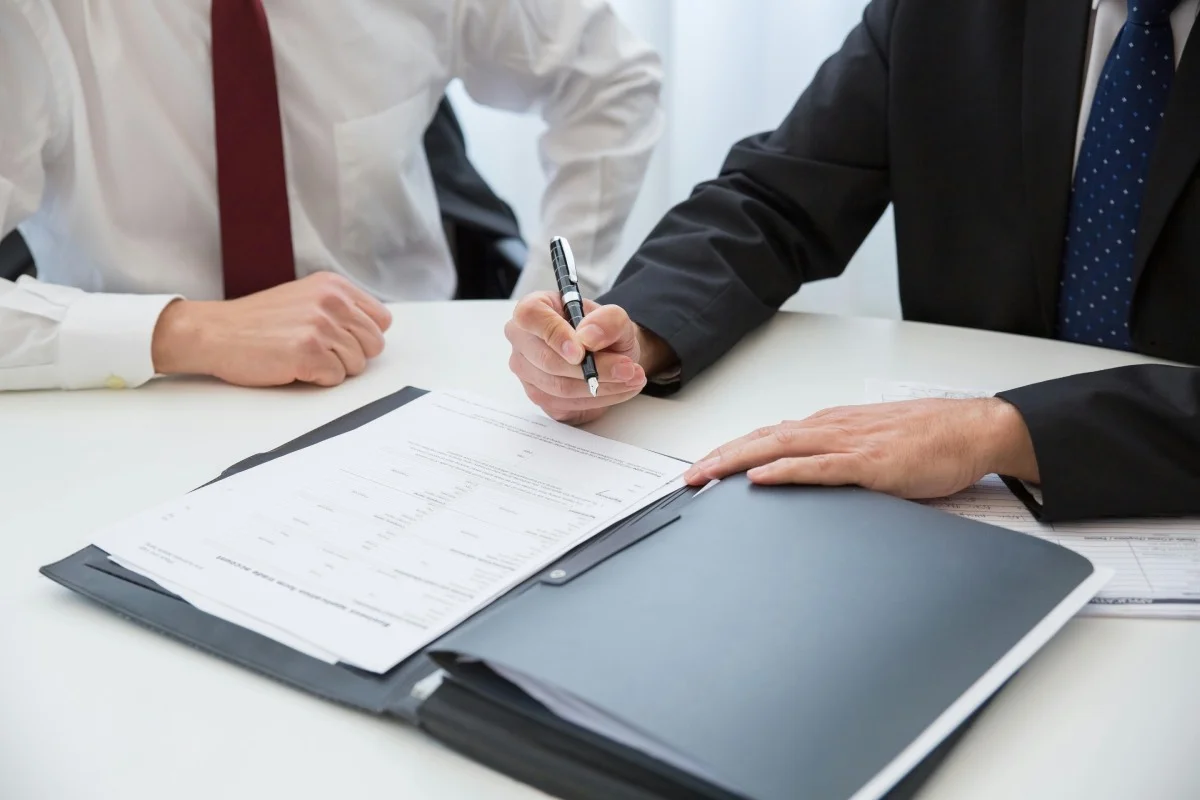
[550, 236, 599, 397]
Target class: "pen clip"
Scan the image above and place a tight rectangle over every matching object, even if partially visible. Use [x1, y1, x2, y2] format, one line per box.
[554, 237, 578, 285]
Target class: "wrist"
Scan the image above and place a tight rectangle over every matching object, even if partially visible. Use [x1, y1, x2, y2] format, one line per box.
[634, 325, 677, 378]
[151, 299, 213, 375]
[978, 397, 1041, 483]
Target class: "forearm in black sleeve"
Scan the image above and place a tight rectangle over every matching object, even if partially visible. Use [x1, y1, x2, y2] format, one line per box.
[997, 365, 1200, 522]
[598, 0, 897, 389]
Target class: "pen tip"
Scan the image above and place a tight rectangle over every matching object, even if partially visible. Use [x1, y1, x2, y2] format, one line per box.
[587, 377, 599, 398]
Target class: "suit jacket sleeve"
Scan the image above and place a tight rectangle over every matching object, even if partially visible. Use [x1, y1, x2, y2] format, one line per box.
[997, 365, 1200, 522]
[598, 0, 897, 389]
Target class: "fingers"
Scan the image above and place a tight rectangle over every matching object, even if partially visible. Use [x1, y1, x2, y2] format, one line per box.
[295, 340, 347, 387]
[307, 271, 393, 333]
[341, 303, 387, 359]
[693, 425, 779, 466]
[509, 350, 645, 399]
[325, 321, 368, 378]
[513, 292, 585, 363]
[506, 325, 643, 383]
[512, 293, 638, 360]
[351, 288, 393, 332]
[329, 274, 392, 332]
[684, 425, 839, 485]
[747, 454, 866, 487]
[574, 304, 638, 355]
[522, 383, 645, 422]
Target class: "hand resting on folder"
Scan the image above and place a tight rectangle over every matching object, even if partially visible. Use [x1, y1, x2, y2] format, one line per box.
[683, 397, 1040, 499]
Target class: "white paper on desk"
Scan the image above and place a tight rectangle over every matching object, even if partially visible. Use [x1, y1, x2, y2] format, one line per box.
[108, 556, 341, 664]
[867, 379, 1200, 618]
[94, 391, 688, 672]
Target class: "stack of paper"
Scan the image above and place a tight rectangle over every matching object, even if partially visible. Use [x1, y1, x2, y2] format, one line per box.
[868, 380, 1200, 618]
[93, 391, 688, 672]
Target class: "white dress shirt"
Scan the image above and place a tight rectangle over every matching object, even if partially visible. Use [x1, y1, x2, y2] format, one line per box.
[0, 0, 662, 391]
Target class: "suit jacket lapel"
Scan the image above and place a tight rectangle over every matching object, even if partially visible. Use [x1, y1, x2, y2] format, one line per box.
[1133, 33, 1200, 288]
[1021, 0, 1093, 334]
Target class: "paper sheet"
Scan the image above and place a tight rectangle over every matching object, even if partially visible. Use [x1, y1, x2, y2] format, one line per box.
[867, 380, 1200, 618]
[95, 391, 687, 671]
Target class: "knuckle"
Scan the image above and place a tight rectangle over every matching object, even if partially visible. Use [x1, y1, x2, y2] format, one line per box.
[508, 352, 528, 377]
[540, 318, 567, 349]
[308, 312, 337, 337]
[513, 293, 549, 327]
[826, 424, 855, 442]
[317, 271, 348, 288]
[859, 439, 886, 461]
[544, 372, 575, 398]
[297, 332, 325, 355]
[503, 319, 520, 344]
[532, 343, 561, 373]
[772, 426, 794, 446]
[812, 454, 835, 472]
[317, 289, 348, 315]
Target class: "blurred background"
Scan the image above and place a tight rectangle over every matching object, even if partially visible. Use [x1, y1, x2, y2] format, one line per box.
[448, 0, 900, 318]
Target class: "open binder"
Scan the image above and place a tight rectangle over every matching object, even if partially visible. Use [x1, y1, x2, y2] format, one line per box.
[41, 387, 1103, 800]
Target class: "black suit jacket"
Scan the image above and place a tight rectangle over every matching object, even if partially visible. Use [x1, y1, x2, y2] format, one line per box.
[599, 0, 1200, 522]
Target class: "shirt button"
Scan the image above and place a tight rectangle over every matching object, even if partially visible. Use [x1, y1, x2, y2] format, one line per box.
[104, 375, 127, 390]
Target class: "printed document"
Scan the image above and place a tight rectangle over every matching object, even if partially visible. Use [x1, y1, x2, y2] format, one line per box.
[94, 391, 687, 671]
[867, 380, 1200, 618]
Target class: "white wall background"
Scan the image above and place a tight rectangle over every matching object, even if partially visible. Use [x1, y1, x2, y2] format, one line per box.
[447, 0, 901, 319]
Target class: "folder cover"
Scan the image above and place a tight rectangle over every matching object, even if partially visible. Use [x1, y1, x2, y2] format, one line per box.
[419, 475, 1100, 800]
[40, 387, 1103, 800]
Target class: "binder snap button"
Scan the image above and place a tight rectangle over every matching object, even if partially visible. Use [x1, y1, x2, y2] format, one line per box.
[549, 569, 567, 580]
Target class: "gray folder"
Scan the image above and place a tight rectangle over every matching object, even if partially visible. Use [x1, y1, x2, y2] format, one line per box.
[40, 387, 1097, 800]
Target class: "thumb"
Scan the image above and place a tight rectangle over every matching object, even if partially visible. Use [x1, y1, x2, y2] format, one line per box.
[513, 291, 585, 363]
[575, 304, 637, 354]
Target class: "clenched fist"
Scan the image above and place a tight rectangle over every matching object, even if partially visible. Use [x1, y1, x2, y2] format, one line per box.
[151, 272, 392, 387]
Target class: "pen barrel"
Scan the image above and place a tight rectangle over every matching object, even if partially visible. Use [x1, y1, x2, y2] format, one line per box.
[581, 351, 599, 381]
[564, 298, 586, 329]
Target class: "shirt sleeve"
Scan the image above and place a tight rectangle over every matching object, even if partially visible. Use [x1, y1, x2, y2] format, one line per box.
[450, 0, 665, 298]
[0, 1, 179, 392]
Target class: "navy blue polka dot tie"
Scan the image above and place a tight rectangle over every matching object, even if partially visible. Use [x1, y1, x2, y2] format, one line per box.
[1057, 0, 1181, 349]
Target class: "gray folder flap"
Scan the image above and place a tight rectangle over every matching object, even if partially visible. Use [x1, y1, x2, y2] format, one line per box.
[431, 475, 1095, 800]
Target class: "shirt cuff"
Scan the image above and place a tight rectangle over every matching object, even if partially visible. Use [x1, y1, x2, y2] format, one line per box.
[57, 292, 180, 389]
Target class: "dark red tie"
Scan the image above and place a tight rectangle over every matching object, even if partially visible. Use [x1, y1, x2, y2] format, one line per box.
[211, 0, 296, 299]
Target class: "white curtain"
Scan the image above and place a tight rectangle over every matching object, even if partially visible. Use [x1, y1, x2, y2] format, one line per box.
[448, 0, 900, 319]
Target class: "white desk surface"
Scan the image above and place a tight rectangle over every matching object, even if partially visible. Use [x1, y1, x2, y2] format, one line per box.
[2, 301, 1197, 800]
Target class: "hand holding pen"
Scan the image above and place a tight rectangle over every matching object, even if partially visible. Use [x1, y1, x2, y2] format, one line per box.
[502, 237, 657, 425]
[550, 236, 600, 397]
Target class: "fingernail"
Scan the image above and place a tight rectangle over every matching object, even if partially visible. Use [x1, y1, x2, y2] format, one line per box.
[613, 362, 635, 382]
[577, 324, 603, 346]
[561, 341, 582, 362]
